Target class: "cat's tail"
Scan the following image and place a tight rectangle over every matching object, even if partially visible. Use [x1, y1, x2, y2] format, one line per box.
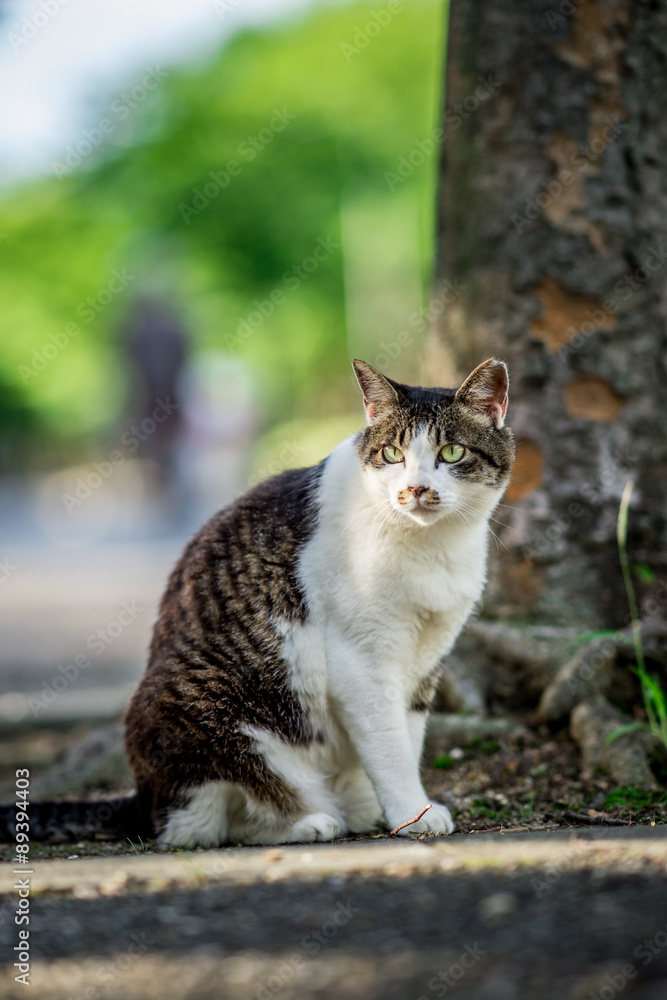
[0, 794, 150, 844]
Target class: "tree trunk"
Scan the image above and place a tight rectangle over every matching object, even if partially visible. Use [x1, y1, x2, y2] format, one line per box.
[432, 0, 667, 630]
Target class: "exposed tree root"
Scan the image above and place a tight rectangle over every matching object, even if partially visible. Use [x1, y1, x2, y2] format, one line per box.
[571, 696, 658, 789]
[436, 618, 667, 791]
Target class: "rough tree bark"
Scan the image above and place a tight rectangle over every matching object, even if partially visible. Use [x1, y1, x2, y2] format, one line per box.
[432, 0, 667, 631]
[429, 0, 667, 785]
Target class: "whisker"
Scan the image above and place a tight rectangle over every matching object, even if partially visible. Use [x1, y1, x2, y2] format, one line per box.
[341, 499, 388, 534]
[450, 501, 480, 526]
[451, 497, 515, 534]
[488, 527, 509, 552]
[487, 516, 516, 531]
[373, 505, 397, 543]
[452, 507, 473, 529]
[367, 502, 394, 535]
[447, 500, 515, 541]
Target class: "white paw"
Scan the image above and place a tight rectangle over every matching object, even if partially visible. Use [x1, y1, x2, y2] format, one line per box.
[289, 812, 342, 843]
[394, 802, 455, 837]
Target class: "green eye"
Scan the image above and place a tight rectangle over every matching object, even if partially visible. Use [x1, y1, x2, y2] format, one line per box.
[382, 445, 404, 464]
[440, 443, 465, 464]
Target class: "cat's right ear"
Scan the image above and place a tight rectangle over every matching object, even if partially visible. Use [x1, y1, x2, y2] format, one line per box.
[352, 360, 399, 424]
[455, 358, 509, 429]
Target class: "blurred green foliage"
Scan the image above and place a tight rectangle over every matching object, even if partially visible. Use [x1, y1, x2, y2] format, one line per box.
[0, 0, 445, 468]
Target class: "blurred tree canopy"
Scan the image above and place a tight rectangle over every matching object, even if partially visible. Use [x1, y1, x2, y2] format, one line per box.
[0, 0, 444, 468]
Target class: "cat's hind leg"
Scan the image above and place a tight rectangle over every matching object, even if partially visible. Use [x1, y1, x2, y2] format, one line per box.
[235, 808, 342, 845]
[160, 730, 350, 847]
[159, 781, 233, 848]
[160, 777, 345, 847]
[234, 725, 348, 845]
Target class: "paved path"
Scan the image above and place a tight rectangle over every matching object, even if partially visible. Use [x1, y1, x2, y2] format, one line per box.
[2, 829, 667, 999]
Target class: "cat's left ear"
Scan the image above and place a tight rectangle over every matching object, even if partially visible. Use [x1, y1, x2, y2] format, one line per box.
[352, 359, 399, 424]
[455, 358, 509, 429]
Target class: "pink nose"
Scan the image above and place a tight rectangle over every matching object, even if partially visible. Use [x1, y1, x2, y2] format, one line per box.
[408, 485, 428, 497]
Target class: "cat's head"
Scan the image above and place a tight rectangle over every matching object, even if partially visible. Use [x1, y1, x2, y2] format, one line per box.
[352, 359, 515, 528]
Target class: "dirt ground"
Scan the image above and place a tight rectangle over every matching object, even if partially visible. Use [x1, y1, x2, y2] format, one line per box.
[0, 719, 664, 865]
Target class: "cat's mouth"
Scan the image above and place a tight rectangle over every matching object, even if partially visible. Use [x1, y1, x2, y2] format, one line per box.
[394, 494, 443, 525]
[402, 508, 442, 527]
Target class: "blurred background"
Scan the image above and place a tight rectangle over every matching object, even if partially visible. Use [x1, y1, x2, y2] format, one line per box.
[0, 0, 445, 758]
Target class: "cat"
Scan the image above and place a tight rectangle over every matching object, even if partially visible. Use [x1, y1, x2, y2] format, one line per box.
[0, 358, 514, 846]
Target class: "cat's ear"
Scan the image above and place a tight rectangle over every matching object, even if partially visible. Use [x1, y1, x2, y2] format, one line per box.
[455, 358, 509, 429]
[352, 359, 399, 424]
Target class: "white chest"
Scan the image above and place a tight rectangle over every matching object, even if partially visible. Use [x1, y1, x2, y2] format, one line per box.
[286, 439, 493, 718]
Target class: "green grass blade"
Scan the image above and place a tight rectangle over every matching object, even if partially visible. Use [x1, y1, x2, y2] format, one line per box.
[605, 721, 647, 745]
[616, 480, 667, 751]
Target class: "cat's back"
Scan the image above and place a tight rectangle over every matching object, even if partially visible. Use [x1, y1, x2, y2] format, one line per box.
[160, 462, 325, 634]
[199, 461, 323, 566]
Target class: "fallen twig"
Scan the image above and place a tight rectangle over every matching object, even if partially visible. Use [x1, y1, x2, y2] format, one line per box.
[562, 810, 633, 827]
[389, 804, 431, 836]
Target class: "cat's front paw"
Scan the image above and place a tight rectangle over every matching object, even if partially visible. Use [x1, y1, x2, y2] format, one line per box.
[393, 802, 455, 837]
